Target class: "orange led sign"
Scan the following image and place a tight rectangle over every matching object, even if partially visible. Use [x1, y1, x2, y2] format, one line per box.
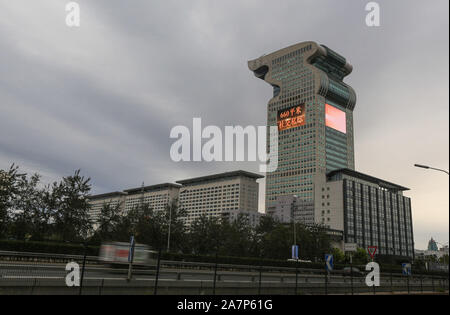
[277, 104, 306, 131]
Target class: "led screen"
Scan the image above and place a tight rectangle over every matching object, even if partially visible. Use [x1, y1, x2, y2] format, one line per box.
[277, 104, 306, 131]
[325, 104, 346, 134]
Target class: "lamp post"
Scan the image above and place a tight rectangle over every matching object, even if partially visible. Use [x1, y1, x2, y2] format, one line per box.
[414, 164, 449, 175]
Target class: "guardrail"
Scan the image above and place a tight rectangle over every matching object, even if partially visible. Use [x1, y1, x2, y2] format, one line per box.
[1, 250, 448, 295]
[0, 250, 447, 280]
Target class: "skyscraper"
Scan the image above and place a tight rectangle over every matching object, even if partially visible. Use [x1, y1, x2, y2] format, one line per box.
[249, 42, 414, 258]
[248, 41, 356, 211]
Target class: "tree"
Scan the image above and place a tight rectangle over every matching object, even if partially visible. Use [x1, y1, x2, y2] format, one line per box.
[51, 170, 93, 241]
[92, 202, 124, 242]
[353, 247, 369, 265]
[0, 164, 25, 238]
[219, 214, 257, 258]
[188, 215, 223, 255]
[9, 173, 42, 240]
[331, 247, 345, 264]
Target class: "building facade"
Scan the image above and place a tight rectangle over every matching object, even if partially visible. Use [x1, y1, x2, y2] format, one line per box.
[177, 171, 263, 227]
[249, 41, 414, 258]
[266, 195, 315, 225]
[88, 170, 264, 228]
[88, 192, 127, 223]
[248, 41, 356, 212]
[123, 183, 180, 214]
[316, 169, 414, 258]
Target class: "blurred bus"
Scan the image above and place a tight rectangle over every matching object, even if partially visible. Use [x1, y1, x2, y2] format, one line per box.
[99, 242, 158, 267]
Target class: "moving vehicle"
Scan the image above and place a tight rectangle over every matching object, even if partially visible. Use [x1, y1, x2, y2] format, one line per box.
[99, 242, 158, 267]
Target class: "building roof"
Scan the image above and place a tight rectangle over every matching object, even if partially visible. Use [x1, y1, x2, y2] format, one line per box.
[88, 191, 127, 200]
[327, 168, 410, 192]
[176, 170, 264, 185]
[124, 183, 181, 194]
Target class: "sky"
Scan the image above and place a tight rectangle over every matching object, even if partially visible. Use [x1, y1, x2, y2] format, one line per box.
[0, 0, 448, 250]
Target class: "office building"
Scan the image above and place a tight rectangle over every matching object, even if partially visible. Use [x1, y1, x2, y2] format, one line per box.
[249, 41, 356, 212]
[222, 209, 265, 228]
[123, 183, 181, 213]
[88, 170, 264, 228]
[177, 171, 263, 227]
[266, 195, 315, 225]
[249, 41, 414, 258]
[88, 191, 127, 223]
[316, 169, 414, 258]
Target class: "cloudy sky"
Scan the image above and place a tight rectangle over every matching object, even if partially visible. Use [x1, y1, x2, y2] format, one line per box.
[0, 0, 448, 249]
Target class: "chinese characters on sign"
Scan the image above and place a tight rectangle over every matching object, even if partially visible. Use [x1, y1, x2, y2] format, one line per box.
[277, 104, 306, 131]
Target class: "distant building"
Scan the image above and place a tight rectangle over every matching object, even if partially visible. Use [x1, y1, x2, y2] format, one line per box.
[222, 209, 265, 228]
[415, 249, 448, 260]
[428, 237, 439, 251]
[177, 171, 263, 227]
[267, 195, 314, 225]
[123, 183, 180, 214]
[88, 170, 264, 228]
[88, 192, 127, 223]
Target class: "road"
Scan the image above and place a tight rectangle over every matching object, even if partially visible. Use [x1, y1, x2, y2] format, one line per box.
[1, 260, 448, 295]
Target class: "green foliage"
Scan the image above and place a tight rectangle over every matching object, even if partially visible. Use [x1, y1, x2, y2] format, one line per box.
[1, 164, 93, 243]
[331, 247, 345, 264]
[0, 164, 335, 262]
[353, 247, 369, 264]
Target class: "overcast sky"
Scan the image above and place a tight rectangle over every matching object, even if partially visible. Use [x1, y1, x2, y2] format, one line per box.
[0, 0, 448, 249]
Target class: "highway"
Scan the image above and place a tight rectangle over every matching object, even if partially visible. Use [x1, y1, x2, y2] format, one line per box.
[1, 259, 448, 295]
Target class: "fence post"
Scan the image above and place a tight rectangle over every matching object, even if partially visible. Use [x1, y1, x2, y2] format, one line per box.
[31, 278, 37, 295]
[390, 270, 393, 292]
[350, 265, 354, 295]
[79, 242, 87, 296]
[420, 275, 423, 293]
[432, 276, 435, 292]
[213, 253, 218, 295]
[258, 265, 262, 295]
[153, 247, 162, 295]
[407, 276, 410, 295]
[99, 278, 104, 295]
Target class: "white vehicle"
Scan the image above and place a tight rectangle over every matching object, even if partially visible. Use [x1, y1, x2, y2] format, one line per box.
[99, 242, 158, 267]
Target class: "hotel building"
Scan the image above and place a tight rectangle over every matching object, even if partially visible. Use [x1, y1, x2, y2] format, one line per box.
[249, 41, 414, 258]
[177, 171, 263, 227]
[88, 170, 263, 228]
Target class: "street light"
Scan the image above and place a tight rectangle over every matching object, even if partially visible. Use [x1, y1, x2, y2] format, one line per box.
[414, 164, 449, 175]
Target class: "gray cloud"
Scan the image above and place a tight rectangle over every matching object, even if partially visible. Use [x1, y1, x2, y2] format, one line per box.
[0, 0, 448, 249]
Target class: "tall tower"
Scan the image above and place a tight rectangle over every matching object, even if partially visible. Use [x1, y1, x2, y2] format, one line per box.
[248, 41, 356, 213]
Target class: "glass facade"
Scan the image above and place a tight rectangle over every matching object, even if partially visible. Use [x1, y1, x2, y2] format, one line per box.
[249, 42, 356, 211]
[343, 178, 414, 258]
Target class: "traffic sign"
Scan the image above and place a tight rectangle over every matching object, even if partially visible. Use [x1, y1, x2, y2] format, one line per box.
[292, 245, 299, 260]
[402, 263, 412, 276]
[325, 254, 334, 272]
[344, 243, 357, 252]
[367, 246, 377, 259]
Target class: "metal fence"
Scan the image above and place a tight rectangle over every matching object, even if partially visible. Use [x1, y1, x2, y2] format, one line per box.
[0, 250, 448, 295]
